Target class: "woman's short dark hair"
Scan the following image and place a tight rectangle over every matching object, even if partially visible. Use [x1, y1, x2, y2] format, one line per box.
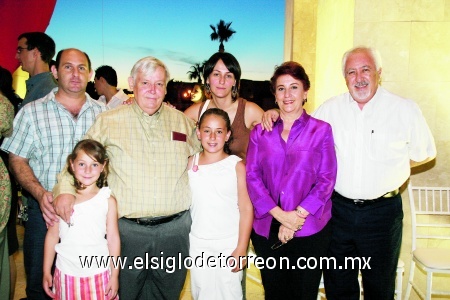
[270, 61, 311, 94]
[0, 66, 16, 102]
[198, 108, 233, 155]
[203, 52, 241, 101]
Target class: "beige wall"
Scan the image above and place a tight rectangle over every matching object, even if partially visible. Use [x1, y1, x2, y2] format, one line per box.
[289, 0, 450, 298]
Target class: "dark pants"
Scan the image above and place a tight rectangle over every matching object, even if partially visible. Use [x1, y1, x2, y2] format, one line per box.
[118, 211, 191, 300]
[23, 195, 50, 299]
[324, 193, 403, 300]
[251, 220, 331, 300]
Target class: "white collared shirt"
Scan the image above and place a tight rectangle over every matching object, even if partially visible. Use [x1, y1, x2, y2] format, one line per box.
[313, 86, 436, 199]
[97, 89, 129, 109]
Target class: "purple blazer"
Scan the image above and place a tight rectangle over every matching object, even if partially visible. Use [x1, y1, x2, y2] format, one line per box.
[246, 112, 337, 238]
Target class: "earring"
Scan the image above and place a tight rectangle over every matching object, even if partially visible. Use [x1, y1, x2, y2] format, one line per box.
[231, 85, 238, 99]
[205, 83, 211, 94]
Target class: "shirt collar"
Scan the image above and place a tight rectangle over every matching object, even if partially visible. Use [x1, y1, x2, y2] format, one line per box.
[347, 85, 383, 113]
[274, 109, 310, 127]
[25, 72, 53, 86]
[131, 99, 163, 121]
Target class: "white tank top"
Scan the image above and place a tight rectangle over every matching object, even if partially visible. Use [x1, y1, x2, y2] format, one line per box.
[189, 154, 241, 239]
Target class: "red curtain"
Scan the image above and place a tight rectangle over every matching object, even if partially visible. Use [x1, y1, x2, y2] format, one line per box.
[0, 0, 57, 73]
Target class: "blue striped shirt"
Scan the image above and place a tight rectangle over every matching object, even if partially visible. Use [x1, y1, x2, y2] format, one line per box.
[1, 88, 107, 191]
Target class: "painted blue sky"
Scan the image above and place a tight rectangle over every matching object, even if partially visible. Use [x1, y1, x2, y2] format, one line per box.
[46, 0, 285, 89]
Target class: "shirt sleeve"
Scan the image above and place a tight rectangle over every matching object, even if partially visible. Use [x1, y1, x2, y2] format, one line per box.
[245, 127, 278, 218]
[408, 102, 436, 162]
[52, 166, 76, 197]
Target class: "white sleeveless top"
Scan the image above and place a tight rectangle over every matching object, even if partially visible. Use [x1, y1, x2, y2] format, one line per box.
[189, 154, 241, 239]
[55, 187, 111, 276]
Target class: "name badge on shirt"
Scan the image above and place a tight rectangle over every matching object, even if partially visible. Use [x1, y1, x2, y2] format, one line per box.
[172, 131, 187, 142]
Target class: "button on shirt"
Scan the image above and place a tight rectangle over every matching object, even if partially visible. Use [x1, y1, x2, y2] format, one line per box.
[97, 89, 129, 109]
[1, 88, 107, 191]
[246, 112, 337, 238]
[54, 102, 201, 218]
[313, 86, 436, 200]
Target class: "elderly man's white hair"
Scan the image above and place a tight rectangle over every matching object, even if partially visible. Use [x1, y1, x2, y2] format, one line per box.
[341, 46, 382, 77]
[130, 56, 171, 85]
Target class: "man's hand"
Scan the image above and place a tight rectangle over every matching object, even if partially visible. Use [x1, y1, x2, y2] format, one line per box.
[38, 190, 58, 227]
[53, 194, 76, 224]
[261, 109, 280, 131]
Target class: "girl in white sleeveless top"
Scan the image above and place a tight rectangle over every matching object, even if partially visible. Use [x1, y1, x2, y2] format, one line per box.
[43, 139, 120, 300]
[188, 108, 253, 300]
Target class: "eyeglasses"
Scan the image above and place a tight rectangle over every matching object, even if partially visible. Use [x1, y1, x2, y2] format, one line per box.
[16, 46, 28, 54]
[271, 240, 285, 250]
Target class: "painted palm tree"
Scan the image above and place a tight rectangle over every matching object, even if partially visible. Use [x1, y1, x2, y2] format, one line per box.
[210, 19, 236, 53]
[187, 62, 205, 84]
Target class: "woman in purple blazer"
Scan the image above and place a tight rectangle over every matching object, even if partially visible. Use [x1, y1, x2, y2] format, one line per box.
[246, 61, 337, 300]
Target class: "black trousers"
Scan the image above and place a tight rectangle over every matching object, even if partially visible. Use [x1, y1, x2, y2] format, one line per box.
[251, 220, 331, 300]
[324, 193, 403, 300]
[118, 211, 191, 300]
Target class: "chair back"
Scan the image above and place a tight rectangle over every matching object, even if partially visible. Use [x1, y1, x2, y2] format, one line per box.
[407, 182, 450, 251]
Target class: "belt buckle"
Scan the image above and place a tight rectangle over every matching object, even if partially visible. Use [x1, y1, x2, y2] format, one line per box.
[382, 189, 399, 198]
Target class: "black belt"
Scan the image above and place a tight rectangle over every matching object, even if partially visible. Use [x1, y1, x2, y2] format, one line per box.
[333, 189, 399, 207]
[124, 210, 187, 226]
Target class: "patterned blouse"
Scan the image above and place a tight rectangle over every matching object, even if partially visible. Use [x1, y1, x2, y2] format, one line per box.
[0, 94, 14, 231]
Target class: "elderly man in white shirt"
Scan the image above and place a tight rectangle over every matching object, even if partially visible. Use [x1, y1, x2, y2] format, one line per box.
[94, 65, 129, 109]
[313, 46, 436, 300]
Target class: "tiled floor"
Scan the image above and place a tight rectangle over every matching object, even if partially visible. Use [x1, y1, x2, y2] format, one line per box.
[12, 224, 265, 300]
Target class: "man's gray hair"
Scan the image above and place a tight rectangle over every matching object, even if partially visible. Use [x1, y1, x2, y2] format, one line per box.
[341, 46, 382, 77]
[130, 56, 170, 85]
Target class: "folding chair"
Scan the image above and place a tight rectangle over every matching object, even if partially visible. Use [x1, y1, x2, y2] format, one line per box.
[404, 182, 450, 299]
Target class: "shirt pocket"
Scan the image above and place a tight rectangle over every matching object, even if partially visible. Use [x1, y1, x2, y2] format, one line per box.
[367, 131, 406, 161]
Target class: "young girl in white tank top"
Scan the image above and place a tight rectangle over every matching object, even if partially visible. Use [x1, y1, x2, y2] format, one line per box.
[188, 108, 253, 300]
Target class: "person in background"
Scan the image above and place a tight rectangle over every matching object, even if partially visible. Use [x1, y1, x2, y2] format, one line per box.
[15, 32, 57, 109]
[0, 66, 15, 300]
[0, 66, 21, 300]
[184, 52, 264, 161]
[1, 48, 106, 300]
[262, 46, 436, 300]
[190, 83, 205, 103]
[247, 61, 337, 300]
[53, 56, 200, 299]
[188, 108, 253, 299]
[94, 65, 129, 109]
[43, 139, 119, 300]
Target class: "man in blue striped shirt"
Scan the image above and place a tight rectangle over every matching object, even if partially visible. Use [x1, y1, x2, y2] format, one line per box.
[1, 48, 106, 300]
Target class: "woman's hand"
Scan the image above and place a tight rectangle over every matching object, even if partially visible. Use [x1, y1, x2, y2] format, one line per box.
[278, 225, 296, 244]
[295, 205, 310, 218]
[271, 207, 306, 232]
[261, 109, 280, 131]
[122, 97, 134, 105]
